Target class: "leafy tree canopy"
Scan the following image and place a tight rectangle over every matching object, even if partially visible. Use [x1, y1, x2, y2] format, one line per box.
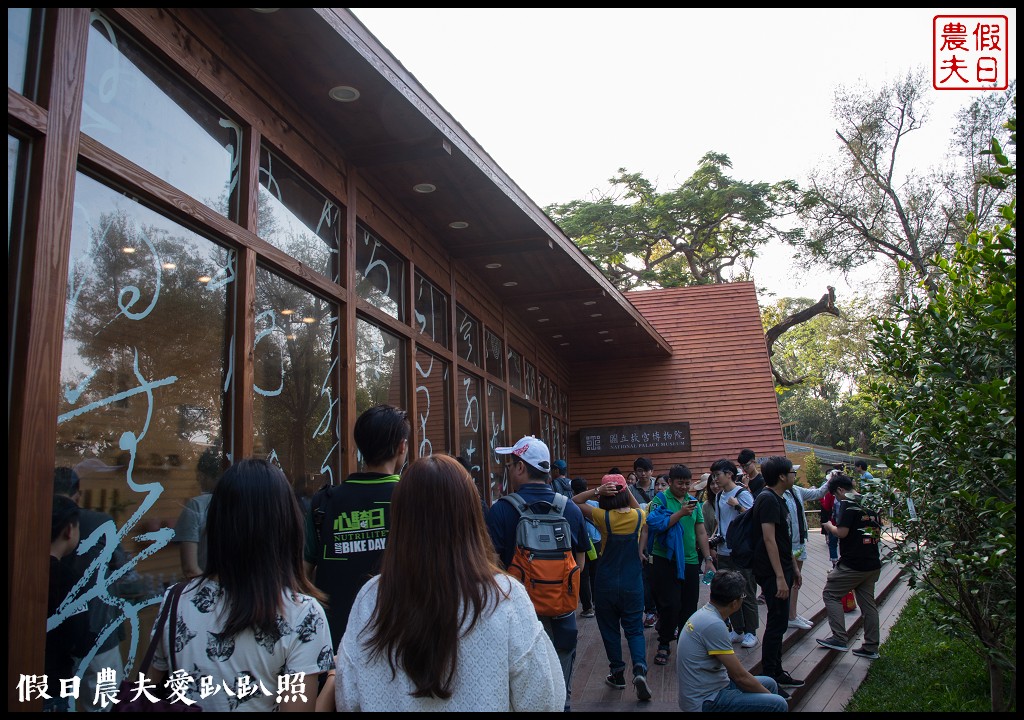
[545, 153, 801, 291]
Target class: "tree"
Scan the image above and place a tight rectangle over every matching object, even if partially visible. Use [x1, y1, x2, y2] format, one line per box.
[545, 154, 801, 291]
[867, 108, 1015, 711]
[762, 293, 879, 451]
[794, 69, 1015, 306]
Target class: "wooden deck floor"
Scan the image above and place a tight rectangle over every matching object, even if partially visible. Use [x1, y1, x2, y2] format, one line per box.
[568, 533, 910, 713]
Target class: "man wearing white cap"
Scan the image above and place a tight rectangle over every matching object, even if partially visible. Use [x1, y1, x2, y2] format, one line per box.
[486, 435, 589, 712]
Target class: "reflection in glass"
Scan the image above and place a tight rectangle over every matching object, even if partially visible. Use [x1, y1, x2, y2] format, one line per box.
[541, 412, 551, 451]
[456, 306, 481, 367]
[355, 316, 408, 429]
[561, 391, 569, 420]
[82, 11, 240, 219]
[257, 147, 341, 283]
[551, 382, 560, 416]
[508, 348, 523, 394]
[355, 224, 404, 320]
[253, 268, 339, 498]
[524, 361, 536, 400]
[539, 372, 549, 410]
[561, 421, 570, 463]
[487, 383, 508, 501]
[414, 272, 449, 348]
[484, 329, 504, 380]
[8, 8, 32, 96]
[56, 172, 232, 698]
[415, 349, 450, 459]
[458, 371, 486, 503]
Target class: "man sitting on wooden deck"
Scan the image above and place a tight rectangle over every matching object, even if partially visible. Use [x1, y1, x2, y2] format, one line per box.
[677, 571, 789, 712]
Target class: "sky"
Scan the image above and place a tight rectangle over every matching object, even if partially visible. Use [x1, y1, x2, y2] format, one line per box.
[348, 8, 1016, 304]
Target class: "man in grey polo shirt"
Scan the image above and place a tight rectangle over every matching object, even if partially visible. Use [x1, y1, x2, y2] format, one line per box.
[677, 571, 789, 712]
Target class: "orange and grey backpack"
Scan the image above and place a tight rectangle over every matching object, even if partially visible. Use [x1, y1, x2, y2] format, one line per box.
[500, 492, 580, 617]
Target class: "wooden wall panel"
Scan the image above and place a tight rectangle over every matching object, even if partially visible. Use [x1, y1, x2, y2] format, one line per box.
[566, 283, 786, 485]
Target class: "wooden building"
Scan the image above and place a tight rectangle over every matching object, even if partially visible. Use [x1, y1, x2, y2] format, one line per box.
[7, 9, 782, 708]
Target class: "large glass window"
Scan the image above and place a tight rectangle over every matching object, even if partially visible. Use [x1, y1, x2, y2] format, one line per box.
[55, 172, 233, 690]
[257, 146, 341, 284]
[355, 224, 404, 320]
[414, 349, 450, 459]
[414, 271, 449, 348]
[8, 8, 33, 96]
[524, 361, 536, 401]
[487, 383, 508, 501]
[456, 306, 481, 368]
[507, 347, 523, 394]
[82, 11, 241, 219]
[484, 329, 504, 380]
[355, 317, 408, 450]
[252, 269, 340, 494]
[458, 371, 486, 503]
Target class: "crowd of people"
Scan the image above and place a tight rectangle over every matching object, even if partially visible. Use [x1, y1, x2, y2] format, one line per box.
[46, 406, 884, 712]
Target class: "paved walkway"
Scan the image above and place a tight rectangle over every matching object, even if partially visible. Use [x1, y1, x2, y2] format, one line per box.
[569, 532, 909, 712]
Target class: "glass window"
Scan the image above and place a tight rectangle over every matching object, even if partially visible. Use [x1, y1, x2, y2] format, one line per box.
[55, 172, 233, 679]
[355, 316, 408, 434]
[561, 420, 570, 462]
[524, 361, 536, 401]
[252, 269, 340, 493]
[507, 347, 523, 394]
[551, 382, 560, 415]
[484, 329, 504, 380]
[458, 371, 486, 504]
[355, 223, 405, 321]
[414, 349, 450, 459]
[561, 390, 569, 418]
[487, 383, 508, 501]
[551, 419, 561, 462]
[83, 11, 241, 219]
[541, 412, 551, 449]
[414, 272, 449, 348]
[539, 372, 549, 410]
[257, 146, 341, 284]
[8, 8, 33, 96]
[456, 305, 481, 368]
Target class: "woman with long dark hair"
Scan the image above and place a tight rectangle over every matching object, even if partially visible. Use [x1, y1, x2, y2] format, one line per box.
[335, 454, 563, 711]
[149, 458, 334, 711]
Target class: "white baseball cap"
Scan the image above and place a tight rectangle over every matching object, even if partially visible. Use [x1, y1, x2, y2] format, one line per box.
[495, 435, 551, 472]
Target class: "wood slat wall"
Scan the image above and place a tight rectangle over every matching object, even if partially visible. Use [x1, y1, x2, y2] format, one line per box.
[566, 282, 786, 483]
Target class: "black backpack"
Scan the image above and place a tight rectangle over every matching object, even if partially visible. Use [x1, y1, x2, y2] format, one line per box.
[725, 492, 757, 569]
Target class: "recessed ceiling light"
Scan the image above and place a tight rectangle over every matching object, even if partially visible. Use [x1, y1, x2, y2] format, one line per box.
[590, 313, 603, 318]
[302, 316, 316, 324]
[583, 300, 597, 306]
[161, 262, 176, 270]
[604, 338, 614, 343]
[560, 342, 570, 346]
[122, 247, 136, 254]
[598, 330, 609, 335]
[485, 263, 502, 269]
[538, 318, 549, 323]
[198, 275, 212, 283]
[503, 281, 518, 287]
[449, 221, 469, 229]
[329, 85, 360, 102]
[281, 309, 295, 315]
[552, 334, 563, 339]
[413, 183, 436, 193]
[526, 306, 540, 311]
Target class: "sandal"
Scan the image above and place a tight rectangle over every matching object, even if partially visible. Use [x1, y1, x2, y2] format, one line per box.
[654, 646, 671, 665]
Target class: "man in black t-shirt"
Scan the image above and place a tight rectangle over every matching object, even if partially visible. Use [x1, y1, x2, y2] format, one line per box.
[304, 404, 410, 649]
[737, 448, 765, 496]
[750, 456, 804, 690]
[816, 474, 883, 659]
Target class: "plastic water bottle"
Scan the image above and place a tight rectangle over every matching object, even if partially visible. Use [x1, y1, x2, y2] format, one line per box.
[701, 569, 716, 585]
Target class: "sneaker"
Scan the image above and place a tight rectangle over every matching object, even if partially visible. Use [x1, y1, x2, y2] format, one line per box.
[605, 670, 626, 689]
[773, 671, 805, 688]
[816, 636, 850, 652]
[643, 612, 657, 628]
[788, 617, 813, 630]
[852, 646, 880, 660]
[795, 615, 813, 626]
[729, 630, 743, 644]
[633, 674, 652, 701]
[778, 688, 792, 701]
[580, 608, 595, 618]
[741, 632, 758, 648]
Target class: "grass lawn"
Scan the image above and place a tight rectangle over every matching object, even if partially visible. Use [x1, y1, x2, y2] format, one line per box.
[845, 592, 991, 712]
